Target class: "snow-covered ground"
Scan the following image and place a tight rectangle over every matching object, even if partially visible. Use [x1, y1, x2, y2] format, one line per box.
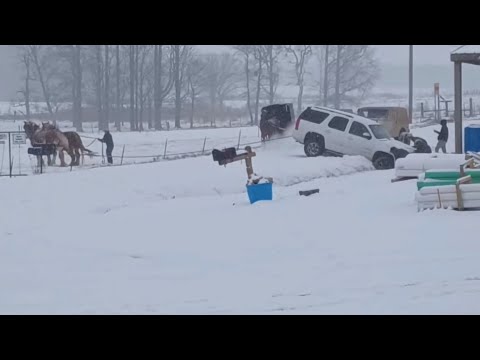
[0, 121, 265, 175]
[0, 113, 473, 177]
[2, 120, 480, 314]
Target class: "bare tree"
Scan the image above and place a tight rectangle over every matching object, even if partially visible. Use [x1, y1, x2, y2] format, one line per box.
[80, 45, 123, 130]
[138, 45, 153, 131]
[259, 45, 282, 104]
[169, 45, 193, 129]
[253, 46, 263, 125]
[129, 45, 135, 130]
[95, 45, 104, 129]
[201, 53, 241, 126]
[311, 45, 328, 106]
[104, 45, 110, 130]
[153, 45, 174, 130]
[115, 45, 121, 131]
[216, 54, 241, 124]
[34, 45, 82, 129]
[153, 45, 160, 129]
[119, 46, 132, 125]
[73, 45, 83, 131]
[28, 46, 58, 124]
[334, 45, 342, 109]
[232, 45, 255, 125]
[138, 46, 144, 131]
[331, 45, 380, 108]
[11, 44, 378, 133]
[323, 45, 330, 106]
[173, 45, 181, 128]
[134, 45, 139, 131]
[15, 46, 35, 121]
[284, 45, 312, 113]
[65, 46, 109, 131]
[185, 53, 206, 128]
[14, 45, 130, 132]
[24, 45, 76, 125]
[22, 53, 32, 121]
[203, 55, 217, 127]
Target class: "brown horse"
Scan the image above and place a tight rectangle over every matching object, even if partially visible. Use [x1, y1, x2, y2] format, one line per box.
[42, 123, 95, 166]
[24, 121, 55, 167]
[66, 131, 95, 165]
[23, 121, 74, 167]
[24, 122, 47, 167]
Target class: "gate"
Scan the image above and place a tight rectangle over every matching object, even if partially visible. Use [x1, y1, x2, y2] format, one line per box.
[0, 131, 29, 178]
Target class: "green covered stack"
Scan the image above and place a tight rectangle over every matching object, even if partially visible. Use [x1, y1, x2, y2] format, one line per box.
[416, 169, 480, 190]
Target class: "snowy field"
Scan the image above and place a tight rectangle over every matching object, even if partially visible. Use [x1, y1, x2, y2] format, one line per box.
[0, 120, 265, 176]
[0, 114, 476, 177]
[2, 117, 480, 314]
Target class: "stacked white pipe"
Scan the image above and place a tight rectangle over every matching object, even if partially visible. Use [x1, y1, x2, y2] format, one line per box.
[395, 153, 467, 178]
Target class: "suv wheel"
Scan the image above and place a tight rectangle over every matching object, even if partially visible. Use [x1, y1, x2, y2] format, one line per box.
[391, 148, 410, 160]
[373, 155, 395, 170]
[304, 135, 325, 157]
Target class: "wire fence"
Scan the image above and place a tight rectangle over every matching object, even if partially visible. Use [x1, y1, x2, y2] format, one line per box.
[84, 133, 292, 165]
[15, 129, 293, 175]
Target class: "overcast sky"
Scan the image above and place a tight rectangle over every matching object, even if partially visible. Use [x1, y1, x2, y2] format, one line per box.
[197, 45, 463, 66]
[0, 45, 476, 100]
[373, 45, 461, 65]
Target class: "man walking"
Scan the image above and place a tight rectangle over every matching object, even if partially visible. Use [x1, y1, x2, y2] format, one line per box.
[434, 119, 449, 154]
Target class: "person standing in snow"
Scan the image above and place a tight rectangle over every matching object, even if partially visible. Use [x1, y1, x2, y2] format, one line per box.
[434, 119, 449, 154]
[98, 130, 114, 164]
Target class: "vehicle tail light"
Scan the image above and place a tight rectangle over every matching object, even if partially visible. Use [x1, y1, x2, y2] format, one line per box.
[295, 117, 301, 130]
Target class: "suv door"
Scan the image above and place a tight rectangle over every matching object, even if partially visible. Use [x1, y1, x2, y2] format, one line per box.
[326, 116, 351, 153]
[346, 120, 374, 158]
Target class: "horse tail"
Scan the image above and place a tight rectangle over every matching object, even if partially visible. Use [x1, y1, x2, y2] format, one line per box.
[78, 137, 96, 158]
[79, 138, 95, 156]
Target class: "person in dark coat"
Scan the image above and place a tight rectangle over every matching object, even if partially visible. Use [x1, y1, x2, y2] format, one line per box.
[434, 119, 449, 154]
[98, 130, 114, 164]
[412, 136, 432, 153]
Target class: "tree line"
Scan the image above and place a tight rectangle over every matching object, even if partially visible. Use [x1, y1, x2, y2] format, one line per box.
[14, 45, 379, 131]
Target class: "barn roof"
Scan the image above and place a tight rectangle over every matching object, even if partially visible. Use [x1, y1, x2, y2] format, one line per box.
[451, 45, 480, 65]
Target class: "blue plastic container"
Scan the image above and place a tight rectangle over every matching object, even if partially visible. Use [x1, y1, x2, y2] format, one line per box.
[246, 183, 273, 204]
[465, 125, 480, 153]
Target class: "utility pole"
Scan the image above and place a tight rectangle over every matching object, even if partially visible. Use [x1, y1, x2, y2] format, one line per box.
[409, 45, 413, 123]
[323, 45, 329, 107]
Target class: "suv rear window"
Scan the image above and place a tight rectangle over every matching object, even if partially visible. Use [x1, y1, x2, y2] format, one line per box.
[299, 108, 330, 124]
[359, 109, 389, 120]
[328, 116, 349, 132]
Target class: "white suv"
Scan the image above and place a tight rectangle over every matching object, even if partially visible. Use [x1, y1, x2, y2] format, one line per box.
[293, 106, 415, 170]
